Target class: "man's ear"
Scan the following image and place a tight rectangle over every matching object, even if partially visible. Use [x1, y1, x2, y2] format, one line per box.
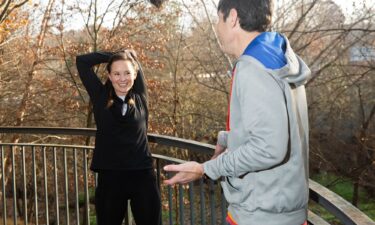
[229, 8, 239, 28]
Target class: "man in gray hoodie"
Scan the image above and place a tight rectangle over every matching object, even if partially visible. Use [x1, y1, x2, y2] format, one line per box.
[164, 0, 310, 224]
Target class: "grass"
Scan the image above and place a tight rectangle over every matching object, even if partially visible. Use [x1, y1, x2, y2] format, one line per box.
[311, 172, 375, 223]
[78, 187, 96, 206]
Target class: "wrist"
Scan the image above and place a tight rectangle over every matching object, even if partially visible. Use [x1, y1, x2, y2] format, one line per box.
[197, 163, 204, 177]
[200, 163, 211, 180]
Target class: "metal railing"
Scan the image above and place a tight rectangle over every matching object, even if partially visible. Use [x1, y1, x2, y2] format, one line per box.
[0, 127, 374, 225]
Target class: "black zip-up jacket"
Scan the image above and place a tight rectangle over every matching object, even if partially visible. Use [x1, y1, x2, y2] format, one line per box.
[76, 52, 152, 171]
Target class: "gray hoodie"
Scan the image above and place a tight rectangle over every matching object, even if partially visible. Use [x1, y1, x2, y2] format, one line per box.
[203, 35, 311, 225]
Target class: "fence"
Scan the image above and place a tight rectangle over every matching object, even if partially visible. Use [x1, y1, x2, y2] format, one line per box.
[0, 127, 374, 225]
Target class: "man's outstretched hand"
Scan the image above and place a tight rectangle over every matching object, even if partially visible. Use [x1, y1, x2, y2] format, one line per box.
[163, 161, 204, 185]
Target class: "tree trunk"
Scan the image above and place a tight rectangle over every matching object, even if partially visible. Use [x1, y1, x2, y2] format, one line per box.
[352, 178, 359, 206]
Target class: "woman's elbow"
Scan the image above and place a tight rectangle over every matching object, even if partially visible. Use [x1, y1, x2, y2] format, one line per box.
[76, 55, 84, 65]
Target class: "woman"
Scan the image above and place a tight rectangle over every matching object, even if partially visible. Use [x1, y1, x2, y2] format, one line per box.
[76, 50, 161, 225]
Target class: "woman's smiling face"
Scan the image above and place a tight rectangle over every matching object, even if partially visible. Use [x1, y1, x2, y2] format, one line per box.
[108, 60, 137, 96]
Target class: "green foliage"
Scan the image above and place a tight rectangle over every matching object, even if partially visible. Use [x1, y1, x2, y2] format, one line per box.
[78, 187, 96, 206]
[90, 209, 97, 225]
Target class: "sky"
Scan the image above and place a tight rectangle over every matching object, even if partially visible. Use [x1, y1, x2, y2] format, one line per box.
[332, 0, 374, 16]
[191, 0, 375, 25]
[35, 0, 374, 31]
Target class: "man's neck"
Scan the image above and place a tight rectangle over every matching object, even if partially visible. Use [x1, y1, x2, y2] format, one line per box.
[234, 31, 261, 58]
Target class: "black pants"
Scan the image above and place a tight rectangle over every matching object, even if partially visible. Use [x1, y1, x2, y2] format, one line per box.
[95, 169, 161, 225]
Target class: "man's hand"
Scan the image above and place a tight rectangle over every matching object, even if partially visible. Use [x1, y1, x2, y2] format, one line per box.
[163, 161, 204, 185]
[211, 144, 226, 160]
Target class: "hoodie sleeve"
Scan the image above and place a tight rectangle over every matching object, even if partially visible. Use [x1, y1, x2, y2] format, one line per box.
[217, 130, 228, 148]
[203, 61, 289, 179]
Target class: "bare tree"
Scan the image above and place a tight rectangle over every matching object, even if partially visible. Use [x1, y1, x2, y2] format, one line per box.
[0, 0, 28, 24]
[0, 0, 57, 220]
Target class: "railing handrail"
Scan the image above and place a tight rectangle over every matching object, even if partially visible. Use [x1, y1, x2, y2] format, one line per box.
[0, 126, 97, 136]
[1, 126, 374, 225]
[309, 180, 374, 225]
[0, 126, 215, 154]
[0, 142, 187, 164]
[0, 143, 95, 149]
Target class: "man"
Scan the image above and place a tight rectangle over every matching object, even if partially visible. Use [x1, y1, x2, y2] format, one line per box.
[164, 0, 310, 224]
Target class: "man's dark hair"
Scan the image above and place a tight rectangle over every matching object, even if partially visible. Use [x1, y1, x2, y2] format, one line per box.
[218, 0, 273, 32]
[148, 0, 165, 8]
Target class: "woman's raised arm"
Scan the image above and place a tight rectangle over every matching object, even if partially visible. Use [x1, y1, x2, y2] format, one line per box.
[76, 52, 112, 102]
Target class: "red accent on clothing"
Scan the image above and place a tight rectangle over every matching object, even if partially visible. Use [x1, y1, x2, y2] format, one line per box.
[226, 212, 238, 225]
[226, 212, 307, 225]
[226, 67, 236, 131]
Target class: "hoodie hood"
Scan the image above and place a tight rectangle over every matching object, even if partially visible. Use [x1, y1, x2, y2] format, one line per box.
[241, 32, 311, 87]
[242, 32, 287, 70]
[279, 35, 311, 86]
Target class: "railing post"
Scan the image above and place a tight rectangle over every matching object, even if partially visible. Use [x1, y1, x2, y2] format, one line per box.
[32, 146, 39, 225]
[156, 158, 161, 190]
[83, 148, 90, 225]
[1, 146, 7, 225]
[167, 173, 173, 225]
[156, 158, 163, 225]
[179, 184, 185, 225]
[208, 180, 215, 225]
[21, 146, 28, 224]
[189, 182, 195, 225]
[73, 148, 80, 225]
[11, 146, 17, 225]
[53, 147, 60, 225]
[63, 147, 70, 225]
[220, 184, 226, 225]
[43, 146, 50, 225]
[199, 178, 206, 225]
